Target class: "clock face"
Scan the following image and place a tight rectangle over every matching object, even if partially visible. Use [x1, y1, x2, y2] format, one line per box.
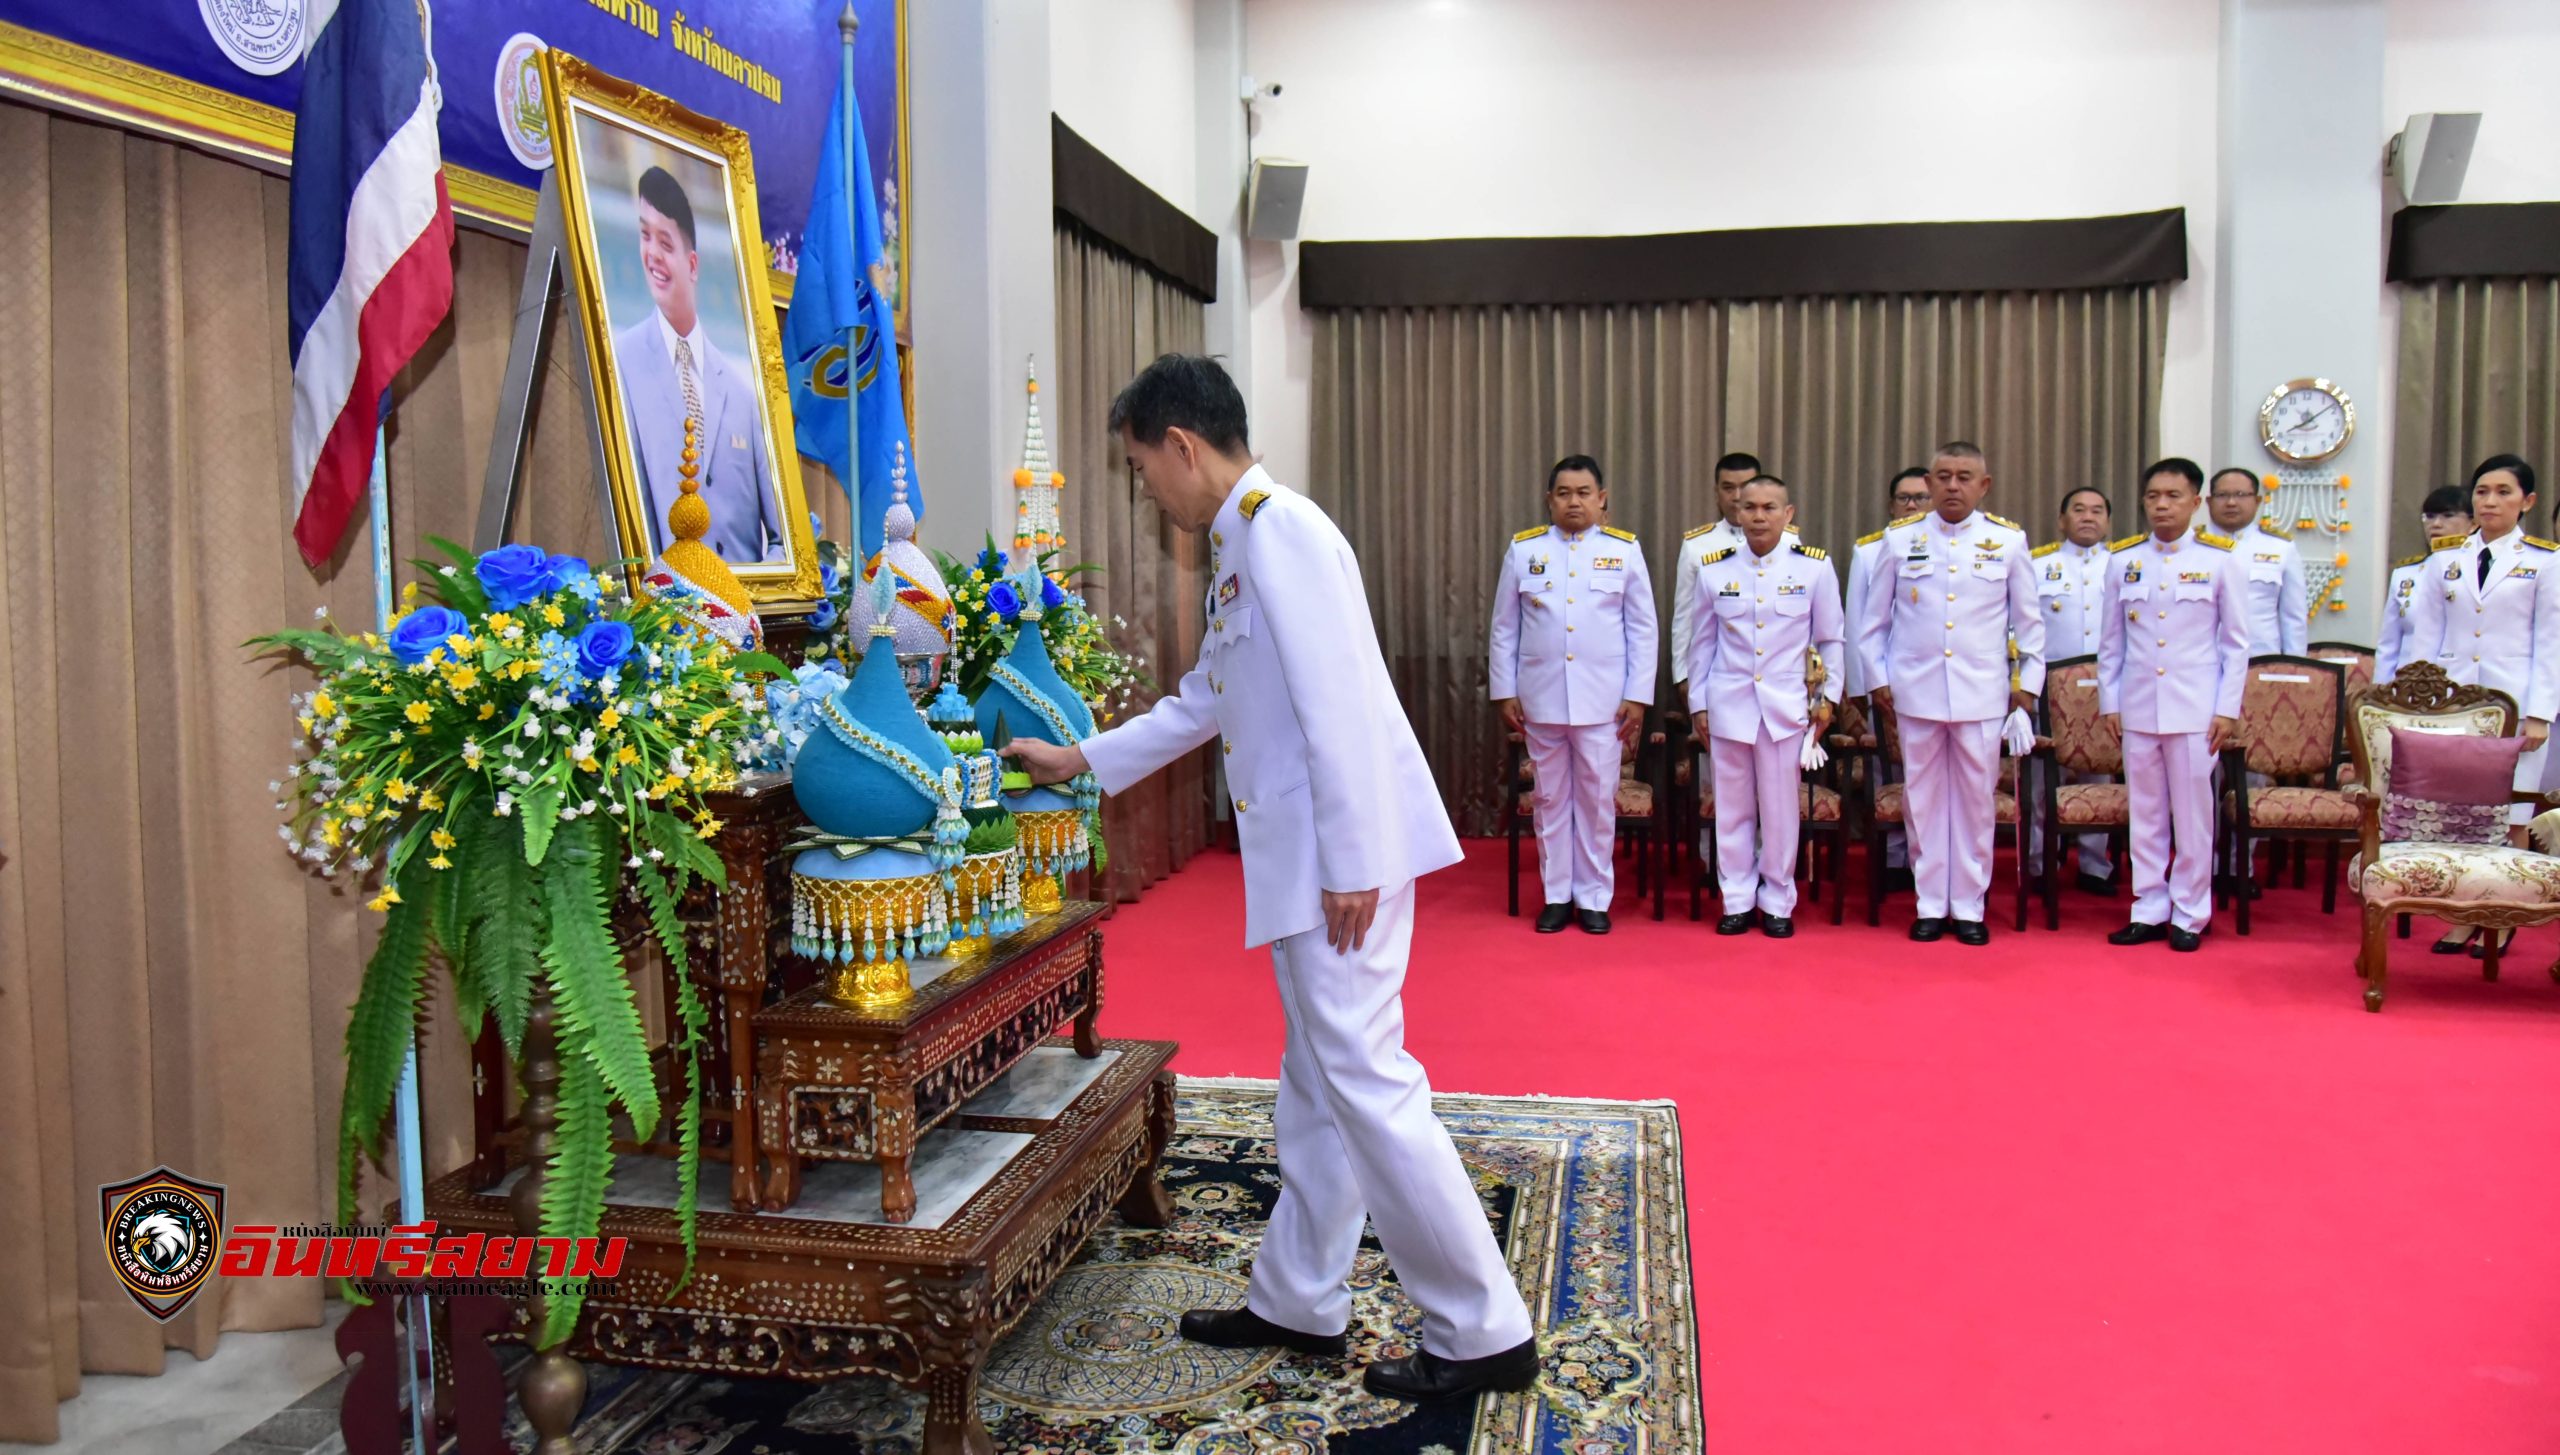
[2259, 378, 2354, 464]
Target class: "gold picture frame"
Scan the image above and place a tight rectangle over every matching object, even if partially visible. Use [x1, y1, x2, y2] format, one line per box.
[539, 50, 822, 611]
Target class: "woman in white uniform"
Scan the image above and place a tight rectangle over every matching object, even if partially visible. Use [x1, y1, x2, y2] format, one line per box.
[2402, 455, 2556, 957]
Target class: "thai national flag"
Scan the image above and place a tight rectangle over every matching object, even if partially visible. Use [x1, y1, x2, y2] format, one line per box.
[286, 0, 455, 568]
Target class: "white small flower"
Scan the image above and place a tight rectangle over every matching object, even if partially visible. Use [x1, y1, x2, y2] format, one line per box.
[558, 802, 576, 821]
[287, 763, 302, 779]
[607, 800, 625, 815]
[348, 817, 368, 833]
[626, 855, 643, 868]
[553, 724, 571, 738]
[523, 715, 543, 739]
[314, 606, 329, 619]
[496, 791, 514, 814]
[646, 847, 665, 862]
[350, 854, 372, 872]
[269, 780, 282, 794]
[650, 692, 666, 708]
[278, 824, 295, 843]
[438, 565, 456, 577]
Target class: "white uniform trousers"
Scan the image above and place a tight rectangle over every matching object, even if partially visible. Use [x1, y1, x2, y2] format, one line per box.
[1899, 715, 2002, 921]
[1246, 883, 1536, 1360]
[1712, 725, 1804, 917]
[2124, 729, 2216, 932]
[1524, 720, 1620, 911]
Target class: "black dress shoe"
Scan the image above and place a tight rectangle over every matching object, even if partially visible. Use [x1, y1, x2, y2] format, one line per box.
[1760, 915, 1795, 939]
[2075, 872, 2117, 898]
[1951, 919, 1990, 946]
[1179, 1306, 1347, 1357]
[2109, 922, 2169, 946]
[2168, 926, 2204, 953]
[1362, 1338, 1540, 1402]
[1716, 910, 1758, 935]
[1535, 904, 1572, 934]
[1909, 917, 1947, 942]
[1577, 909, 1611, 934]
[2430, 930, 2476, 956]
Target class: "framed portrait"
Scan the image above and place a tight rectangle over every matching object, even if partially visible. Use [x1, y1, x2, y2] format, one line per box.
[539, 49, 823, 610]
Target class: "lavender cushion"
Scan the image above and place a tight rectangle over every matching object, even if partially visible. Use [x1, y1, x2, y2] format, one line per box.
[2382, 728, 2526, 844]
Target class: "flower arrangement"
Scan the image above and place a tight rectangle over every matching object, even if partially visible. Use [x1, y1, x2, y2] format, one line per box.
[935, 537, 1152, 723]
[252, 538, 784, 1344]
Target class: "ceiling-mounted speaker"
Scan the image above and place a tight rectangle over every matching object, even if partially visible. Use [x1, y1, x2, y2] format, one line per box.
[2389, 112, 2481, 205]
[1247, 158, 1308, 241]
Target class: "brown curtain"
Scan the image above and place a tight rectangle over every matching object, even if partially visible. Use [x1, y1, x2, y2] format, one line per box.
[1310, 287, 2164, 836]
[2392, 277, 2560, 561]
[1052, 221, 1216, 902]
[0, 101, 632, 1442]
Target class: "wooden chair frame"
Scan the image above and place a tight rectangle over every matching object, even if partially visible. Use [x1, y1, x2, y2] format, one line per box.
[2033, 654, 2128, 930]
[2223, 655, 2352, 934]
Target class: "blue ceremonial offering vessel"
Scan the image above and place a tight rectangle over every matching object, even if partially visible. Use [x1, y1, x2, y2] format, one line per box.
[972, 567, 1101, 908]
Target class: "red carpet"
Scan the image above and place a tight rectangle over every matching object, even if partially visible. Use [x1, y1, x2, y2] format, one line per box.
[1097, 839, 2560, 1454]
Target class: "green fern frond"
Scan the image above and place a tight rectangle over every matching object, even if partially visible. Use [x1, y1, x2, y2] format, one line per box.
[520, 777, 565, 867]
[332, 859, 432, 1302]
[538, 818, 660, 1142]
[633, 866, 708, 1292]
[533, 1035, 614, 1348]
[461, 813, 539, 1058]
[428, 847, 478, 1029]
[640, 809, 725, 889]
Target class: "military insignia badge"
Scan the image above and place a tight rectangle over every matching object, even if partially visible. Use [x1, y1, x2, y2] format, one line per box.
[1218, 574, 1239, 606]
[1593, 556, 1623, 571]
[1717, 581, 1742, 597]
[1239, 489, 1270, 518]
[100, 1167, 225, 1322]
[1528, 555, 1548, 576]
[2444, 563, 2462, 581]
[2179, 570, 2212, 584]
[2123, 563, 2143, 584]
[2516, 568, 2538, 580]
[2045, 565, 2063, 581]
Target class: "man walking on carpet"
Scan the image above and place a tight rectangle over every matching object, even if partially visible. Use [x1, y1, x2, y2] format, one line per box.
[1004, 354, 1540, 1402]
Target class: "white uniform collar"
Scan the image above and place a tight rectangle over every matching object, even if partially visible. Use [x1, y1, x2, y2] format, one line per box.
[2062, 538, 2104, 558]
[1926, 509, 1981, 536]
[2476, 527, 2522, 561]
[1212, 463, 1278, 539]
[1742, 535, 1788, 565]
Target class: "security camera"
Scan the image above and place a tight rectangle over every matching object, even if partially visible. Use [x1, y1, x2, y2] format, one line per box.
[1240, 75, 1283, 104]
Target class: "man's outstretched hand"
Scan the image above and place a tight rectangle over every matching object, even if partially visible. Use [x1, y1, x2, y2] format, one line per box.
[1002, 738, 1090, 785]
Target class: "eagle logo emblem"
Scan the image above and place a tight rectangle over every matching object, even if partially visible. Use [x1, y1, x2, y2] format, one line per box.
[100, 1167, 225, 1322]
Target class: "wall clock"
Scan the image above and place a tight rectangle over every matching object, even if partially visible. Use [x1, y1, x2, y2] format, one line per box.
[2258, 377, 2354, 464]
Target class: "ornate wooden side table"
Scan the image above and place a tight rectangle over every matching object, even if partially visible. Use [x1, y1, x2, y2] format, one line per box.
[751, 901, 1106, 1219]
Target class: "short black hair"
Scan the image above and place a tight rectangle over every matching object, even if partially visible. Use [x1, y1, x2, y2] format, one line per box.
[2143, 456, 2205, 491]
[1884, 467, 1928, 508]
[2058, 486, 2111, 516]
[2473, 453, 2538, 498]
[1741, 473, 1789, 500]
[2421, 484, 2473, 516]
[2208, 466, 2260, 495]
[635, 166, 697, 251]
[1548, 455, 1604, 493]
[1107, 353, 1251, 454]
[1932, 440, 1987, 467]
[1714, 452, 1761, 477]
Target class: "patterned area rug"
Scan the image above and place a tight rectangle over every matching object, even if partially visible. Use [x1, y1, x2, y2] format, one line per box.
[244, 1083, 1698, 1455]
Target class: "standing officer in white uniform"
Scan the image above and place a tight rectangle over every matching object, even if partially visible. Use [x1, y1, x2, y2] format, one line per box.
[1006, 355, 1537, 1403]
[2378, 485, 2474, 682]
[2403, 454, 2559, 840]
[2023, 488, 2119, 896]
[1686, 476, 1844, 937]
[1488, 455, 1658, 933]
[1670, 452, 1771, 697]
[2098, 458, 2249, 952]
[2207, 467, 2309, 656]
[1859, 441, 2045, 945]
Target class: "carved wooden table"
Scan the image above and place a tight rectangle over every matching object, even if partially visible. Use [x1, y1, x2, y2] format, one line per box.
[425, 1036, 1178, 1455]
[752, 901, 1106, 1219]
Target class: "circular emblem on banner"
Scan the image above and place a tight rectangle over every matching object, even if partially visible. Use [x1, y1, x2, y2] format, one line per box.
[197, 0, 305, 77]
[494, 32, 553, 170]
[99, 1168, 226, 1323]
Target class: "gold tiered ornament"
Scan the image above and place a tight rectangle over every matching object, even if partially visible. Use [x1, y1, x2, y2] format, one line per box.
[638, 416, 765, 651]
[1010, 357, 1066, 557]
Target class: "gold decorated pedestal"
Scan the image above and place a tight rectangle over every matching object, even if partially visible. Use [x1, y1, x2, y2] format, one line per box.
[790, 871, 945, 1009]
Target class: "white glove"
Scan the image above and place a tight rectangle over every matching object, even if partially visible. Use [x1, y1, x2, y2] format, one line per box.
[1799, 734, 1828, 772]
[2001, 707, 2034, 758]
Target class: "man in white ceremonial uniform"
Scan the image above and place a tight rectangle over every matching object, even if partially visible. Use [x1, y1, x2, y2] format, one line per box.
[1007, 356, 1538, 1403]
[1686, 476, 1843, 938]
[2207, 467, 2309, 657]
[1671, 453, 1785, 855]
[1845, 468, 1933, 881]
[1488, 455, 1657, 933]
[2377, 485, 2474, 682]
[1859, 441, 2044, 945]
[2098, 458, 2249, 952]
[2023, 487, 2119, 896]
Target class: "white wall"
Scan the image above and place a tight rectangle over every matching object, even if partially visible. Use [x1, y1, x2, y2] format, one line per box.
[1237, 0, 2226, 491]
[1051, 0, 1203, 220]
[2385, 0, 2560, 205]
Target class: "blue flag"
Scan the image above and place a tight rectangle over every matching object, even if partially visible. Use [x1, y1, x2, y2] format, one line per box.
[783, 61, 914, 559]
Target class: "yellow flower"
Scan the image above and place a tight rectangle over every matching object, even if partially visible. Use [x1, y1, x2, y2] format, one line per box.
[298, 713, 316, 734]
[479, 701, 498, 719]
[321, 818, 343, 848]
[542, 603, 566, 627]
[486, 612, 519, 635]
[389, 730, 405, 744]
[313, 690, 337, 717]
[575, 754, 601, 773]
[599, 708, 622, 730]
[445, 633, 474, 657]
[447, 665, 479, 693]
[405, 701, 433, 724]
[695, 818, 724, 839]
[385, 778, 412, 802]
[616, 744, 641, 766]
[367, 886, 403, 912]
[427, 854, 452, 871]
[417, 789, 443, 811]
[598, 574, 619, 596]
[430, 828, 457, 850]
[400, 582, 420, 604]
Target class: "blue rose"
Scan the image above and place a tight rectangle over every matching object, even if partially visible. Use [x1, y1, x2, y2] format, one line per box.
[808, 597, 840, 632]
[574, 620, 636, 679]
[1040, 574, 1066, 609]
[820, 560, 841, 595]
[388, 605, 467, 665]
[476, 544, 553, 610]
[543, 553, 597, 601]
[987, 581, 1023, 619]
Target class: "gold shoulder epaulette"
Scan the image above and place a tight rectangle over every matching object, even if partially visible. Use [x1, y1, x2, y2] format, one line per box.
[2030, 541, 2061, 558]
[2109, 533, 2147, 553]
[2257, 521, 2292, 540]
[1790, 542, 1827, 560]
[2396, 552, 2428, 568]
[1890, 512, 1926, 530]
[1239, 489, 1270, 519]
[1683, 522, 1717, 540]
[1513, 525, 1546, 543]
[2527, 536, 2560, 552]
[1702, 546, 1737, 565]
[2195, 531, 2236, 551]
[1984, 512, 2021, 531]
[1855, 527, 1887, 547]
[2431, 533, 2471, 552]
[1785, 523, 1802, 534]
[1599, 525, 1638, 542]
